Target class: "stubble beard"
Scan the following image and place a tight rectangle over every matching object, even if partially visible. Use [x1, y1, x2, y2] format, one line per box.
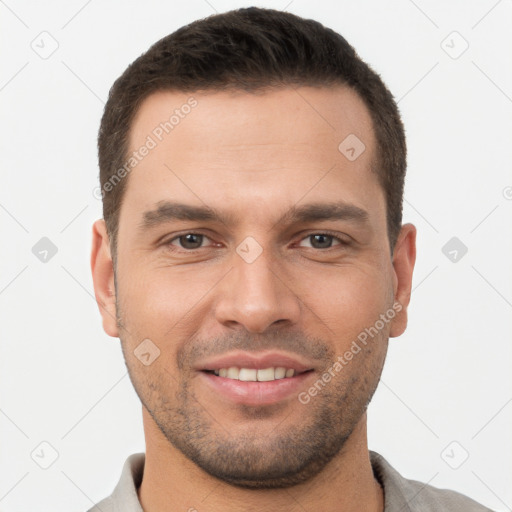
[115, 290, 388, 489]
[121, 339, 386, 489]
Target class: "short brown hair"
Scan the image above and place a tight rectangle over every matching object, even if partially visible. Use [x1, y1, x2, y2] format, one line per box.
[98, 7, 406, 263]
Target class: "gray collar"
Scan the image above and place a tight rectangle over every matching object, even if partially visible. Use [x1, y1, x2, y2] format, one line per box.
[89, 450, 491, 512]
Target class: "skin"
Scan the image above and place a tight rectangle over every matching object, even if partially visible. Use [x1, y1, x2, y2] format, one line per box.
[91, 86, 416, 512]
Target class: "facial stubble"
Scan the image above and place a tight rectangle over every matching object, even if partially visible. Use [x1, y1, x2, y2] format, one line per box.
[116, 304, 388, 489]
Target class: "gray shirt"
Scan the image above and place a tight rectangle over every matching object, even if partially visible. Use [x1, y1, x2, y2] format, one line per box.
[88, 451, 493, 511]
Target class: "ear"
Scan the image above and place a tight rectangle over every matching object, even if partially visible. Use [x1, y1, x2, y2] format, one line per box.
[389, 223, 416, 338]
[90, 219, 119, 337]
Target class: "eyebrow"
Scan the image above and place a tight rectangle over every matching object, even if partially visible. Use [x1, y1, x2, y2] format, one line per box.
[140, 200, 369, 232]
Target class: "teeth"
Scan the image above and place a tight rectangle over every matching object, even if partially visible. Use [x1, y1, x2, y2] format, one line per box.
[239, 368, 257, 381]
[256, 367, 275, 382]
[227, 367, 239, 379]
[212, 367, 297, 381]
[274, 367, 286, 379]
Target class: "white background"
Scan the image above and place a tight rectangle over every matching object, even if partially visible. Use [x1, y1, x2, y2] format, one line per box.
[1, 0, 511, 510]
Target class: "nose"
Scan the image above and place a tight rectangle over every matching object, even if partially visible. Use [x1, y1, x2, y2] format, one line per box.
[214, 245, 302, 334]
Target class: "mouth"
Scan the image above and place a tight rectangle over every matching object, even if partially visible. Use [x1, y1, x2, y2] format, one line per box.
[196, 351, 316, 406]
[202, 366, 313, 381]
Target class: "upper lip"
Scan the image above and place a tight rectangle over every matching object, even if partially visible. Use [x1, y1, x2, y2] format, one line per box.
[196, 351, 315, 373]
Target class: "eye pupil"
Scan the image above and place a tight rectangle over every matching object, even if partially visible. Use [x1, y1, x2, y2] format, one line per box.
[310, 234, 332, 249]
[180, 234, 203, 249]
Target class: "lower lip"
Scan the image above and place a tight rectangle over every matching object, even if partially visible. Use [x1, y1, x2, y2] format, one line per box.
[199, 371, 314, 406]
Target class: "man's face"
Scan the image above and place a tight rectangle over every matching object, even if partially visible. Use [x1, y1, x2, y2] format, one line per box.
[93, 86, 415, 488]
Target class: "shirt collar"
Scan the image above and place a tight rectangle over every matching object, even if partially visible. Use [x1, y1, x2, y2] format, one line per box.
[101, 450, 426, 512]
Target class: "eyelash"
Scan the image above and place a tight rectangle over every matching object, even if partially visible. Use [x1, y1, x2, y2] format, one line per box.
[164, 230, 349, 252]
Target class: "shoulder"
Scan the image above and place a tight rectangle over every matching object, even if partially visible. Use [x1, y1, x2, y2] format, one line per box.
[87, 495, 115, 512]
[86, 453, 145, 512]
[369, 451, 494, 512]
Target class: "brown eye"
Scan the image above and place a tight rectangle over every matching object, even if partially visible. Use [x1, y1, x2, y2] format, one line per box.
[169, 233, 209, 250]
[310, 234, 334, 249]
[298, 233, 344, 250]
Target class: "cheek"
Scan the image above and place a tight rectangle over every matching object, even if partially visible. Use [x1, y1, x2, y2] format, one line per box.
[295, 263, 392, 337]
[116, 263, 222, 348]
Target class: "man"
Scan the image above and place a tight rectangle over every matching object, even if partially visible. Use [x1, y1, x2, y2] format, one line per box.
[89, 7, 492, 511]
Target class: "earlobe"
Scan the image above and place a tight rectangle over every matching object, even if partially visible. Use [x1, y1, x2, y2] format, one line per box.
[389, 223, 417, 338]
[90, 219, 119, 338]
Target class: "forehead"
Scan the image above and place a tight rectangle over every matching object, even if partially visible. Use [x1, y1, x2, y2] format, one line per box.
[121, 86, 382, 231]
[129, 85, 375, 160]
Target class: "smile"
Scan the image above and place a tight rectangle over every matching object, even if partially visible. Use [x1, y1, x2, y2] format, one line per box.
[205, 366, 304, 381]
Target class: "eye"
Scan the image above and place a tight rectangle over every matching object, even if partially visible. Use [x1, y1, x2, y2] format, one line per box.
[164, 231, 348, 253]
[298, 232, 346, 249]
[168, 232, 213, 250]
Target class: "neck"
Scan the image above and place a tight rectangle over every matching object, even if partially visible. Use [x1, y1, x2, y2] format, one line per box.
[138, 408, 383, 512]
